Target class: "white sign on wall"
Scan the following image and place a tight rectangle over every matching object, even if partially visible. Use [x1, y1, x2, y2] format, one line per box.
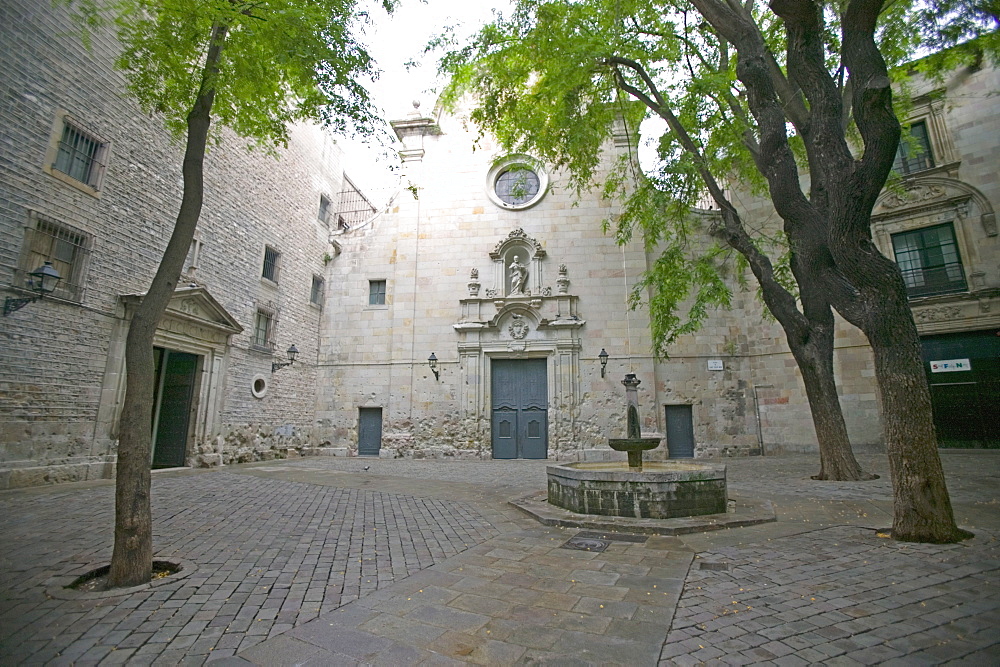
[707, 359, 724, 371]
[929, 359, 972, 373]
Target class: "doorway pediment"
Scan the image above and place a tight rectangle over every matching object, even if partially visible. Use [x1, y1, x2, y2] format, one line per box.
[121, 286, 244, 341]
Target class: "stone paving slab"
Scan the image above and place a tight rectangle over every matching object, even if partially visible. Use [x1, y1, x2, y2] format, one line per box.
[259, 527, 693, 665]
[0, 451, 997, 665]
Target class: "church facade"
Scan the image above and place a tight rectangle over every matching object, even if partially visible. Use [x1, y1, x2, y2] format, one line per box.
[315, 55, 1000, 461]
[1, 1, 997, 488]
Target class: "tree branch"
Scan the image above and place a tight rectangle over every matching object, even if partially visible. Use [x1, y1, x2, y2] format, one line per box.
[604, 56, 809, 340]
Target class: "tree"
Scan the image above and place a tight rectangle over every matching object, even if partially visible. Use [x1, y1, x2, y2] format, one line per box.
[63, 0, 394, 588]
[439, 0, 989, 542]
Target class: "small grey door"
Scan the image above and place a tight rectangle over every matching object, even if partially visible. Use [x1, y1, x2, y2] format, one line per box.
[151, 348, 198, 469]
[358, 407, 382, 456]
[665, 404, 695, 458]
[491, 358, 547, 459]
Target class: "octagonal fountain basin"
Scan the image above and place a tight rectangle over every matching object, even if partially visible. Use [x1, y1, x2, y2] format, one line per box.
[547, 461, 727, 519]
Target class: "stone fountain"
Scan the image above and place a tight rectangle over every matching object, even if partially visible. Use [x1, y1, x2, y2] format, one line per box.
[607, 373, 663, 471]
[546, 374, 728, 519]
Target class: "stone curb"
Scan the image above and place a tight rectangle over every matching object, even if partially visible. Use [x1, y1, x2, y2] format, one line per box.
[509, 492, 776, 535]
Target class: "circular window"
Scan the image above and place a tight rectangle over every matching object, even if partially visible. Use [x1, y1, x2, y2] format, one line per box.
[486, 156, 548, 210]
[251, 374, 269, 399]
[495, 168, 540, 206]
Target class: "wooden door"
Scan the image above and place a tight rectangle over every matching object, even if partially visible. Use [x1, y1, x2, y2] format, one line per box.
[491, 358, 547, 459]
[665, 404, 695, 458]
[151, 349, 198, 469]
[358, 407, 383, 456]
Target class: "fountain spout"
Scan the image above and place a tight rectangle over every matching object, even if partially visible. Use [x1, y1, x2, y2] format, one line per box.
[607, 373, 661, 471]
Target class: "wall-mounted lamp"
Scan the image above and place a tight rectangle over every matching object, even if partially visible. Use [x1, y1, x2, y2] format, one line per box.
[598, 348, 609, 378]
[4, 261, 62, 316]
[428, 352, 439, 381]
[271, 344, 298, 373]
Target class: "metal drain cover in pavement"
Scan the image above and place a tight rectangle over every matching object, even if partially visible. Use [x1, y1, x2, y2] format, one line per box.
[699, 561, 731, 571]
[562, 536, 610, 552]
[561, 531, 649, 552]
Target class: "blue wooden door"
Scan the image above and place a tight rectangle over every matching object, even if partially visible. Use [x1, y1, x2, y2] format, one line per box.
[491, 358, 547, 459]
[665, 404, 695, 458]
[358, 407, 382, 456]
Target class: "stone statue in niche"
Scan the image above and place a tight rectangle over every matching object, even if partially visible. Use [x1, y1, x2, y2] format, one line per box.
[509, 255, 527, 295]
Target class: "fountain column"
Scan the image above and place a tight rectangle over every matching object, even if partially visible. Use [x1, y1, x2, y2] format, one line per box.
[622, 373, 641, 438]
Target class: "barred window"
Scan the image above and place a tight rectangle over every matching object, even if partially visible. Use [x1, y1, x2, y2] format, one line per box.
[46, 114, 109, 192]
[252, 308, 275, 351]
[369, 280, 386, 306]
[310, 274, 325, 306]
[262, 245, 280, 283]
[14, 213, 91, 302]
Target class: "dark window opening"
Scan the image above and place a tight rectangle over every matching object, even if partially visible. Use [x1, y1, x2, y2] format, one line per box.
[893, 120, 935, 175]
[318, 195, 331, 226]
[252, 309, 275, 351]
[53, 120, 107, 188]
[310, 274, 325, 306]
[369, 280, 386, 305]
[891, 223, 967, 297]
[262, 245, 280, 283]
[16, 215, 91, 302]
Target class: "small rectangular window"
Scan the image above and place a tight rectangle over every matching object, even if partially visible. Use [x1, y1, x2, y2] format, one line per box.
[318, 195, 331, 227]
[893, 120, 935, 175]
[310, 274, 325, 306]
[369, 279, 386, 306]
[262, 245, 280, 283]
[891, 223, 966, 297]
[15, 213, 91, 302]
[252, 309, 274, 351]
[47, 115, 109, 192]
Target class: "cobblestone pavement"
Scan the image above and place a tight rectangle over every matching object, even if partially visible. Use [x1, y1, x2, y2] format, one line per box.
[661, 526, 999, 666]
[0, 451, 996, 665]
[0, 472, 502, 664]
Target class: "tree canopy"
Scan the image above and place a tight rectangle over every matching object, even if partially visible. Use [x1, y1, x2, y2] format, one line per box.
[66, 0, 395, 146]
[438, 0, 994, 353]
[438, 0, 992, 540]
[60, 0, 396, 587]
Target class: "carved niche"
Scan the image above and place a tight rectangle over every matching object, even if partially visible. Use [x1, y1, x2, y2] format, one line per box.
[455, 229, 585, 342]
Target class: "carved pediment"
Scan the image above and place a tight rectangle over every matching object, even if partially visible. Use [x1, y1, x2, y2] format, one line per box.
[489, 228, 546, 260]
[121, 286, 243, 335]
[872, 176, 998, 238]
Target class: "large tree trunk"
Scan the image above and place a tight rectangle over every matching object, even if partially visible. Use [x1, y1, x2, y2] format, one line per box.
[843, 252, 970, 542]
[694, 0, 963, 541]
[108, 24, 227, 589]
[786, 324, 875, 481]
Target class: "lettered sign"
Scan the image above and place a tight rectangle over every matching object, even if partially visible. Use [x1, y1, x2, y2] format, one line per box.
[929, 359, 971, 373]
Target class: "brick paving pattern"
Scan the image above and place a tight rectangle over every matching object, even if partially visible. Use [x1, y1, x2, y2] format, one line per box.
[660, 526, 1000, 666]
[0, 452, 996, 665]
[0, 473, 499, 664]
